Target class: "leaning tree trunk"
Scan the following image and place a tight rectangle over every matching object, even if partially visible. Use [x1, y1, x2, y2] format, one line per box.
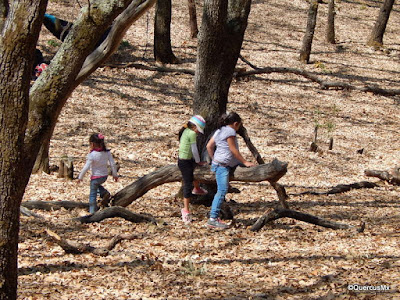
[326, 0, 335, 44]
[187, 0, 199, 38]
[367, 0, 395, 47]
[32, 0, 157, 174]
[193, 0, 252, 144]
[154, 0, 178, 64]
[32, 131, 51, 174]
[0, 1, 47, 298]
[300, 0, 319, 63]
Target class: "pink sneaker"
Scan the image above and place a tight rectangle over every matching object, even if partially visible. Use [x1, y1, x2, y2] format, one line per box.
[192, 187, 208, 195]
[181, 209, 192, 224]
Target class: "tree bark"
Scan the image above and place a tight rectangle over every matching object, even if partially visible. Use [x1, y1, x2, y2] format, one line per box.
[0, 1, 155, 298]
[326, 0, 335, 44]
[367, 0, 395, 47]
[0, 0, 8, 31]
[0, 1, 47, 298]
[32, 135, 50, 174]
[113, 159, 288, 207]
[300, 0, 319, 63]
[193, 0, 252, 147]
[154, 0, 178, 64]
[187, 0, 199, 38]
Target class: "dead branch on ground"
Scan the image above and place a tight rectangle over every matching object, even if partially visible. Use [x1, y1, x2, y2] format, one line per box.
[110, 63, 400, 97]
[22, 200, 88, 211]
[364, 169, 400, 186]
[251, 208, 365, 232]
[45, 229, 142, 256]
[75, 206, 157, 224]
[297, 181, 378, 196]
[236, 67, 400, 96]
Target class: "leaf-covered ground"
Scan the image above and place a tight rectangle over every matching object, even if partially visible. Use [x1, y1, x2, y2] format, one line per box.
[19, 0, 400, 299]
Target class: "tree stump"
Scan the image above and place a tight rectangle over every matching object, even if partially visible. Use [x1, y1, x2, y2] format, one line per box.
[58, 156, 74, 179]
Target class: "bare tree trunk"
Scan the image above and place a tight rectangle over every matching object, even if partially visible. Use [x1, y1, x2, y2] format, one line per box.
[154, 0, 179, 64]
[0, 2, 47, 298]
[300, 0, 319, 63]
[367, 0, 395, 47]
[193, 0, 252, 146]
[0, 1, 156, 298]
[326, 0, 335, 44]
[187, 0, 199, 38]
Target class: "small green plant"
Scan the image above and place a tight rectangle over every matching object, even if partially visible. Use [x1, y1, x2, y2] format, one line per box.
[48, 39, 61, 47]
[314, 61, 331, 73]
[313, 107, 322, 128]
[180, 259, 207, 276]
[119, 40, 131, 50]
[324, 121, 336, 134]
[311, 105, 338, 150]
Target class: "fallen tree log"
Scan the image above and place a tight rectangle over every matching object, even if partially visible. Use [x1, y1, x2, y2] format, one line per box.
[75, 206, 157, 224]
[22, 200, 88, 211]
[364, 169, 400, 186]
[112, 158, 288, 207]
[45, 229, 142, 256]
[251, 208, 363, 232]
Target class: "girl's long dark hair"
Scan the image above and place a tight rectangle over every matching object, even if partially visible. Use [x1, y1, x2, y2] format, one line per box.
[89, 133, 108, 151]
[178, 122, 196, 141]
[217, 112, 242, 129]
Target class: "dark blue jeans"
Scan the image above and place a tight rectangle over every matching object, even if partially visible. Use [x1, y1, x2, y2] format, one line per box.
[89, 176, 108, 213]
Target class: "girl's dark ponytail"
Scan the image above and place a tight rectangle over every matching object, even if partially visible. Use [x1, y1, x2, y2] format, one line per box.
[217, 112, 242, 129]
[89, 133, 108, 151]
[178, 122, 196, 140]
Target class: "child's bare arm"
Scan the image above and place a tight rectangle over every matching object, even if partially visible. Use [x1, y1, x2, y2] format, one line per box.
[206, 137, 216, 160]
[227, 137, 255, 167]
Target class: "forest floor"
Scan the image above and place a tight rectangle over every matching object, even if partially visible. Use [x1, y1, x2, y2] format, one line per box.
[18, 0, 400, 299]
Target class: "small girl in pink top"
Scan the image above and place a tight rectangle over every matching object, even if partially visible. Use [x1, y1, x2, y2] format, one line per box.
[77, 133, 118, 213]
